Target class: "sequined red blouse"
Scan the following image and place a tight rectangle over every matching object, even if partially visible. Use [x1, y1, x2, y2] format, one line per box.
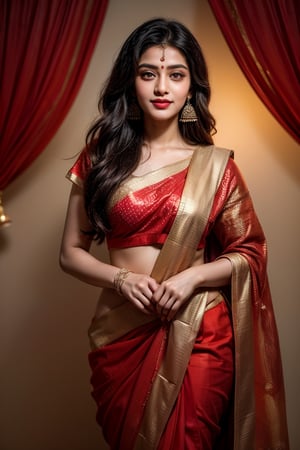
[67, 151, 192, 249]
[106, 168, 188, 248]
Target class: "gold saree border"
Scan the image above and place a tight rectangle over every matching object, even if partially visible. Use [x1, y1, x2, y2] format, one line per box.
[134, 146, 232, 449]
[134, 291, 209, 450]
[151, 146, 233, 282]
[220, 253, 255, 450]
[88, 290, 154, 349]
[66, 170, 83, 188]
[222, 252, 288, 450]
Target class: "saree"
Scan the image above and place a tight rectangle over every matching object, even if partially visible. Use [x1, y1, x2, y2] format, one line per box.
[68, 145, 289, 449]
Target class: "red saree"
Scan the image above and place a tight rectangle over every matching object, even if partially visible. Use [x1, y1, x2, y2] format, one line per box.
[68, 145, 289, 449]
[89, 296, 233, 450]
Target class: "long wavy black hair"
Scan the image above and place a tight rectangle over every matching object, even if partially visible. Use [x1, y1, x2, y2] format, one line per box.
[84, 18, 216, 243]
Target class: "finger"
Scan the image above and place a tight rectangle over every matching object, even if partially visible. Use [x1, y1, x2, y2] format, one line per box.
[130, 297, 155, 315]
[151, 284, 166, 304]
[134, 288, 158, 314]
[148, 278, 159, 293]
[162, 299, 181, 322]
[143, 285, 156, 301]
[155, 294, 169, 314]
[136, 290, 153, 307]
[157, 295, 176, 316]
[166, 302, 179, 321]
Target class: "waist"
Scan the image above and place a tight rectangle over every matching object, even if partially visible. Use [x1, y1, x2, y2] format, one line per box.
[109, 245, 205, 274]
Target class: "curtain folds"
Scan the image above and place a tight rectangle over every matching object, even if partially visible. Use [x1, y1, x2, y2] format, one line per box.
[209, 0, 300, 144]
[0, 0, 108, 191]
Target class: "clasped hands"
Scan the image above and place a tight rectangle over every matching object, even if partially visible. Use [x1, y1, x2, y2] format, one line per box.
[121, 270, 196, 322]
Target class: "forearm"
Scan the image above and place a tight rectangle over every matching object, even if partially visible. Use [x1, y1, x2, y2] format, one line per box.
[191, 257, 232, 289]
[60, 246, 119, 289]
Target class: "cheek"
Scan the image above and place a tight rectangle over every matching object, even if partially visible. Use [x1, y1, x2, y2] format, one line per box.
[174, 79, 190, 96]
[175, 86, 190, 104]
[135, 80, 148, 99]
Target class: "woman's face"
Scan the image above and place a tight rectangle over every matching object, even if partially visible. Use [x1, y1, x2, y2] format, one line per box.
[135, 45, 191, 123]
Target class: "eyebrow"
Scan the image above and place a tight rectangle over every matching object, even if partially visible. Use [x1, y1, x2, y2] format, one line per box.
[138, 63, 189, 70]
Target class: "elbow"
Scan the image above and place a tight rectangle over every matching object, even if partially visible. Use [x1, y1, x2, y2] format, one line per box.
[59, 249, 72, 274]
[59, 240, 91, 277]
[59, 253, 67, 273]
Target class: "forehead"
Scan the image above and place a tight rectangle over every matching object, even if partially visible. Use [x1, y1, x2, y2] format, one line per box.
[138, 45, 188, 65]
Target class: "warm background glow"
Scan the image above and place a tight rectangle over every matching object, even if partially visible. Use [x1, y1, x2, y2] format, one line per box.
[0, 1, 299, 449]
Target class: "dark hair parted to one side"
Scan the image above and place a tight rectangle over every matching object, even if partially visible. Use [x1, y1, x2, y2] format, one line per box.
[84, 18, 216, 243]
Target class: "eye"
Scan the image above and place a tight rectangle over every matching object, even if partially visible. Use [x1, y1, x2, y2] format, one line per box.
[140, 71, 155, 80]
[170, 72, 185, 80]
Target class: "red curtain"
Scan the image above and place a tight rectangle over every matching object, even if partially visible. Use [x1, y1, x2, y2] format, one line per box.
[208, 0, 300, 144]
[0, 0, 108, 191]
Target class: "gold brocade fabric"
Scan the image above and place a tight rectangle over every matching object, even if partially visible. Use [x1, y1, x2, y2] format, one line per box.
[213, 179, 290, 449]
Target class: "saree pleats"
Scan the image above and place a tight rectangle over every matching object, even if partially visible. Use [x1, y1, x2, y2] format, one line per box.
[89, 320, 166, 449]
[158, 300, 234, 450]
[134, 291, 210, 449]
[89, 297, 234, 450]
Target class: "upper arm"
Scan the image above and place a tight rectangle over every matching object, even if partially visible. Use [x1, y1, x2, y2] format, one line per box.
[60, 184, 93, 254]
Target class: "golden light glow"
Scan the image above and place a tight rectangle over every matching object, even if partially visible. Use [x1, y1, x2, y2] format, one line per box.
[0, 191, 12, 227]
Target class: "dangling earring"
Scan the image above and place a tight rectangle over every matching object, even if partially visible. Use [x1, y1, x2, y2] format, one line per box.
[127, 101, 142, 120]
[179, 97, 198, 123]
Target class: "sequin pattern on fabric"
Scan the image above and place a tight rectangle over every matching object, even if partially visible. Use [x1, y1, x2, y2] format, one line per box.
[107, 169, 187, 248]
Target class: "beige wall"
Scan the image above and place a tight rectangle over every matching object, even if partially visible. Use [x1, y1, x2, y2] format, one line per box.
[1, 1, 299, 449]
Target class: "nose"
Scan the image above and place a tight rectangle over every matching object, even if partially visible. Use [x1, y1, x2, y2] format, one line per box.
[154, 74, 169, 96]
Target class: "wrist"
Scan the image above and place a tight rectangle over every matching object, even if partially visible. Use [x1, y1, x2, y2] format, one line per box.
[192, 265, 205, 289]
[113, 268, 132, 295]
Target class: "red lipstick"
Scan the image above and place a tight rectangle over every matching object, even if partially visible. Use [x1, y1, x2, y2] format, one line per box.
[151, 99, 172, 109]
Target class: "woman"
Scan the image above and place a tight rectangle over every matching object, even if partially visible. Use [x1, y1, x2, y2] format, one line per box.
[60, 18, 289, 449]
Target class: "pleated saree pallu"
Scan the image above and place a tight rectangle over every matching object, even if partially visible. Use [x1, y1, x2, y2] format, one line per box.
[86, 146, 289, 450]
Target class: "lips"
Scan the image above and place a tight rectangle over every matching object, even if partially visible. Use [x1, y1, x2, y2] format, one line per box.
[151, 99, 172, 109]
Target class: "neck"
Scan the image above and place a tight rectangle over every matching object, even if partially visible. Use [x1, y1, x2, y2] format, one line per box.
[142, 118, 185, 150]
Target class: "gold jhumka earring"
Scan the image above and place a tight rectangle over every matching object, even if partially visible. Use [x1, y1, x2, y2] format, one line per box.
[127, 101, 142, 120]
[179, 97, 198, 123]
